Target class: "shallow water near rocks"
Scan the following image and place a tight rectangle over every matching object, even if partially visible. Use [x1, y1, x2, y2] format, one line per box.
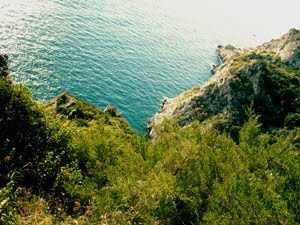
[0, 0, 298, 132]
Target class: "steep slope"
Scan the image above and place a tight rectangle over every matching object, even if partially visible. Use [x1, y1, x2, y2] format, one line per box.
[0, 54, 10, 78]
[148, 29, 300, 137]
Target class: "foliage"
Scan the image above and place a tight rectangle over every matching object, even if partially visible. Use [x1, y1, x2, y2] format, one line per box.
[0, 72, 299, 224]
[232, 52, 300, 129]
[0, 78, 76, 193]
[0, 174, 20, 225]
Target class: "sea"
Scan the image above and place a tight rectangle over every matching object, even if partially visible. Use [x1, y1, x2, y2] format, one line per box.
[0, 0, 299, 133]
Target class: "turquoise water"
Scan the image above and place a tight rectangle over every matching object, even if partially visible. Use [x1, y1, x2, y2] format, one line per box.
[0, 0, 299, 132]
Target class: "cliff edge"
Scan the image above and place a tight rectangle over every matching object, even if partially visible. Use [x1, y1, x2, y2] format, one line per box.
[148, 29, 300, 138]
[0, 54, 10, 78]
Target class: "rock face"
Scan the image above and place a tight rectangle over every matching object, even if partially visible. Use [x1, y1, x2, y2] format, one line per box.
[258, 28, 300, 67]
[0, 54, 10, 78]
[148, 29, 300, 138]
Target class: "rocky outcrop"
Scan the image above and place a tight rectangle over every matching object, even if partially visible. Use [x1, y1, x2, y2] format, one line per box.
[47, 92, 102, 121]
[0, 54, 10, 78]
[104, 105, 121, 118]
[258, 28, 300, 67]
[148, 29, 300, 138]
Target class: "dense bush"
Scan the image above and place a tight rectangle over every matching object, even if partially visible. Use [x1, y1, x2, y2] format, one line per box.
[0, 78, 76, 193]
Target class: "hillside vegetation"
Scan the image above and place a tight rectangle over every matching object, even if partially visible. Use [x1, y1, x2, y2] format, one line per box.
[0, 30, 300, 224]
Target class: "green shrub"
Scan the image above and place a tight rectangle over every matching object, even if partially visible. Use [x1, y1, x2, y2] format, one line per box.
[0, 174, 20, 225]
[0, 62, 299, 224]
[0, 78, 76, 193]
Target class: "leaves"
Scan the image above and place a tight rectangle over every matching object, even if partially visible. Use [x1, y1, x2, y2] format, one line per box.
[0, 76, 299, 224]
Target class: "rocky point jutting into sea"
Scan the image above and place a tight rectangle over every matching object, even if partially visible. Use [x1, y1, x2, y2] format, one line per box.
[148, 29, 300, 138]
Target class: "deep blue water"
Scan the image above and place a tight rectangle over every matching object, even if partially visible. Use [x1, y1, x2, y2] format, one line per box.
[0, 0, 299, 132]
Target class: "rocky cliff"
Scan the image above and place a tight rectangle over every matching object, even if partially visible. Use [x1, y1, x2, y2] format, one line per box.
[0, 54, 10, 78]
[148, 29, 300, 138]
[258, 28, 300, 67]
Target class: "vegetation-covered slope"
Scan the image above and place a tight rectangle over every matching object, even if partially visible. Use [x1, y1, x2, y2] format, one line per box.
[0, 30, 300, 225]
